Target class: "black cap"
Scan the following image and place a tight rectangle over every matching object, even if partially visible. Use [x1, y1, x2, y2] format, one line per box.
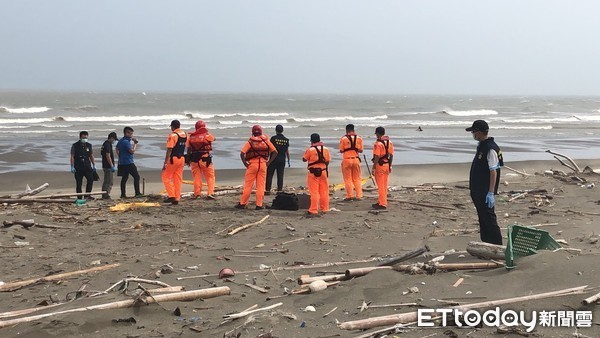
[310, 133, 320, 143]
[466, 120, 489, 132]
[275, 124, 284, 133]
[170, 120, 181, 129]
[375, 126, 385, 135]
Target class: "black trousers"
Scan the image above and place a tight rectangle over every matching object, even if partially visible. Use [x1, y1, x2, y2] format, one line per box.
[266, 160, 286, 192]
[119, 164, 141, 197]
[471, 191, 502, 245]
[74, 169, 94, 199]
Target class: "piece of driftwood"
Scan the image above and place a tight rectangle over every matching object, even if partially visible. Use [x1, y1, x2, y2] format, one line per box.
[389, 199, 456, 210]
[503, 166, 531, 177]
[466, 241, 507, 260]
[233, 248, 289, 254]
[0, 198, 75, 204]
[29, 191, 107, 199]
[298, 274, 347, 285]
[582, 291, 600, 305]
[227, 215, 270, 236]
[244, 283, 269, 294]
[546, 150, 582, 173]
[0, 263, 120, 292]
[338, 285, 588, 330]
[177, 257, 380, 280]
[358, 302, 418, 311]
[0, 303, 65, 320]
[3, 220, 74, 230]
[90, 278, 172, 297]
[0, 287, 231, 329]
[222, 302, 282, 321]
[292, 281, 339, 294]
[378, 246, 430, 266]
[345, 262, 502, 279]
[13, 183, 50, 198]
[147, 286, 185, 294]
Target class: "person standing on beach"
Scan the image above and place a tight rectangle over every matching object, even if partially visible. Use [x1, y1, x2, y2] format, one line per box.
[236, 125, 277, 210]
[303, 133, 331, 216]
[266, 124, 290, 195]
[100, 132, 118, 199]
[466, 120, 504, 245]
[186, 120, 216, 199]
[339, 124, 364, 201]
[115, 127, 142, 198]
[70, 131, 96, 200]
[372, 126, 394, 210]
[162, 120, 187, 205]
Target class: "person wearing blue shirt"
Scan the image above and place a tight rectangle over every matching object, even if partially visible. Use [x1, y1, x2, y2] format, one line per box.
[116, 126, 142, 198]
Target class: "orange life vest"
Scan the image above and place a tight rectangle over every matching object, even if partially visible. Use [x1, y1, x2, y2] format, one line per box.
[246, 135, 270, 161]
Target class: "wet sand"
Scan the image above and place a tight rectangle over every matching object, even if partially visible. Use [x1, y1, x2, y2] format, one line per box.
[0, 159, 599, 337]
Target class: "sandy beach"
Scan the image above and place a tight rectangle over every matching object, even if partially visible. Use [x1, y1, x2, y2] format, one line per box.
[0, 159, 599, 337]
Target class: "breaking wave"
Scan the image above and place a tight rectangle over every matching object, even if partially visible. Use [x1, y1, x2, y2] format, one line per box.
[0, 106, 51, 114]
[443, 110, 499, 117]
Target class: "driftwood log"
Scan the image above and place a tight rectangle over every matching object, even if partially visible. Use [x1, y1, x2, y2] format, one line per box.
[582, 291, 600, 305]
[466, 241, 507, 260]
[222, 302, 282, 321]
[227, 215, 270, 236]
[378, 246, 429, 266]
[546, 150, 582, 173]
[29, 191, 107, 199]
[0, 264, 120, 292]
[3, 220, 74, 230]
[339, 285, 588, 330]
[0, 198, 75, 204]
[0, 287, 231, 329]
[13, 183, 49, 198]
[345, 262, 503, 279]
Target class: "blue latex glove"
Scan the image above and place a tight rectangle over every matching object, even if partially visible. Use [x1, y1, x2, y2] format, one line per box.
[92, 166, 97, 171]
[111, 166, 117, 173]
[70, 165, 75, 174]
[485, 192, 495, 208]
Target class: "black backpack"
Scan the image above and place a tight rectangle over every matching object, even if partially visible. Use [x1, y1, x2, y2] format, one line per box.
[271, 192, 299, 211]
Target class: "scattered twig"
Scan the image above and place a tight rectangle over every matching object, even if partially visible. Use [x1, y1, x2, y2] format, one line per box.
[228, 215, 270, 236]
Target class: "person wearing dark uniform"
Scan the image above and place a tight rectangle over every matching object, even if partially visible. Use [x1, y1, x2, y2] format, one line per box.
[70, 131, 96, 200]
[101, 132, 118, 199]
[266, 124, 290, 194]
[116, 126, 141, 198]
[466, 120, 504, 245]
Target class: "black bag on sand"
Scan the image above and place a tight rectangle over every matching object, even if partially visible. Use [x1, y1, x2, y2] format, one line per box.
[296, 193, 310, 210]
[271, 192, 299, 211]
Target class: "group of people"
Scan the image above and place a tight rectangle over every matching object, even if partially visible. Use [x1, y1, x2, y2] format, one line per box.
[70, 118, 503, 245]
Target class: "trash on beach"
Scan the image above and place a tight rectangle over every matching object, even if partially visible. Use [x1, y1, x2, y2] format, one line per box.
[109, 202, 160, 212]
[505, 224, 562, 270]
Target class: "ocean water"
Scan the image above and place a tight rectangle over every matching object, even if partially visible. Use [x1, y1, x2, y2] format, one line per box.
[1, 92, 599, 173]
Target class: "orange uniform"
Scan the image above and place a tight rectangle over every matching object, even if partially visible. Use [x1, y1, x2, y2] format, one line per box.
[162, 129, 187, 201]
[239, 135, 277, 207]
[373, 136, 394, 207]
[186, 130, 216, 197]
[303, 143, 331, 215]
[339, 133, 364, 199]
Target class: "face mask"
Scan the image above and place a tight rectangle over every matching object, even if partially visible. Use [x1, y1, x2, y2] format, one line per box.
[81, 138, 88, 143]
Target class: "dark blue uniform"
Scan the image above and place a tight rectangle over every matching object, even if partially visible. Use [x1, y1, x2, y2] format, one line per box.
[266, 134, 289, 193]
[469, 137, 503, 245]
[71, 141, 94, 199]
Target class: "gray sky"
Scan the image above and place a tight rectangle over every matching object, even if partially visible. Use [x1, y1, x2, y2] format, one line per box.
[2, 0, 599, 95]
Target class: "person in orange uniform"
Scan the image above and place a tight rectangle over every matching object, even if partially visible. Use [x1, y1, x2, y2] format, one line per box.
[162, 120, 187, 205]
[372, 126, 394, 209]
[303, 133, 331, 216]
[236, 125, 277, 210]
[186, 120, 216, 199]
[339, 123, 364, 201]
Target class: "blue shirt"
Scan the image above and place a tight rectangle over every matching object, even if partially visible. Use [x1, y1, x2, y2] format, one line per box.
[116, 137, 135, 165]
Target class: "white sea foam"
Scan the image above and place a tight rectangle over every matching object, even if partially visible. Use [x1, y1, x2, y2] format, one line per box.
[59, 114, 191, 122]
[495, 125, 553, 130]
[181, 111, 289, 119]
[0, 106, 51, 114]
[443, 109, 499, 117]
[0, 117, 53, 124]
[291, 115, 388, 123]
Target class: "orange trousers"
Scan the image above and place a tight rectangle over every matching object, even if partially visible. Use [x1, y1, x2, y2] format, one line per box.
[162, 157, 185, 201]
[191, 160, 215, 196]
[307, 172, 329, 214]
[240, 161, 267, 207]
[341, 158, 363, 199]
[374, 164, 390, 207]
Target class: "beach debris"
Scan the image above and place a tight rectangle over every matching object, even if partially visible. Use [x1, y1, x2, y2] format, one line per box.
[357, 301, 418, 312]
[378, 245, 430, 266]
[12, 183, 50, 199]
[227, 215, 270, 236]
[112, 317, 137, 324]
[408, 287, 419, 294]
[546, 150, 582, 173]
[109, 202, 160, 212]
[308, 280, 328, 293]
[0, 287, 231, 329]
[297, 274, 346, 285]
[13, 241, 30, 246]
[90, 277, 173, 297]
[338, 285, 588, 331]
[389, 199, 458, 210]
[3, 219, 74, 230]
[244, 283, 269, 294]
[503, 166, 531, 177]
[303, 306, 316, 312]
[466, 241, 506, 260]
[29, 191, 107, 199]
[286, 225, 295, 231]
[0, 198, 77, 205]
[223, 302, 283, 321]
[218, 268, 235, 279]
[292, 281, 339, 294]
[453, 278, 464, 287]
[0, 263, 120, 292]
[582, 291, 600, 305]
[344, 261, 502, 279]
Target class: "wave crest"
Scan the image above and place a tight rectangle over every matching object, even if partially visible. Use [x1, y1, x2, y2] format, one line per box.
[0, 106, 51, 114]
[443, 110, 499, 117]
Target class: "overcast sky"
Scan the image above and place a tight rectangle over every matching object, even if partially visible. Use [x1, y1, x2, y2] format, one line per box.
[2, 0, 599, 95]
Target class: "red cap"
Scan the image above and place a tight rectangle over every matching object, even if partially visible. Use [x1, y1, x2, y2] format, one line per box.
[252, 125, 262, 136]
[195, 120, 206, 130]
